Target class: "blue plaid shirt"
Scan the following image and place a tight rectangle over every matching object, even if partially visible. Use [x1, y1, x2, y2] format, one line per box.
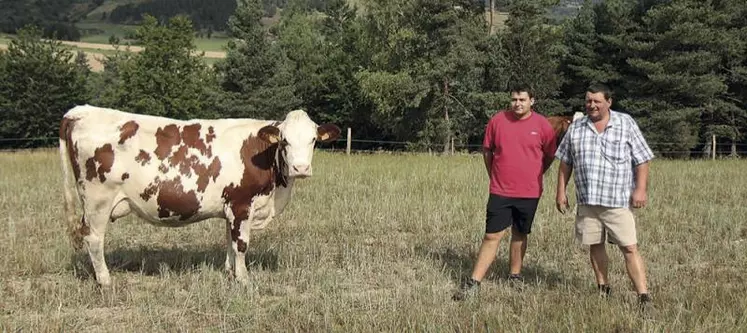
[555, 110, 654, 208]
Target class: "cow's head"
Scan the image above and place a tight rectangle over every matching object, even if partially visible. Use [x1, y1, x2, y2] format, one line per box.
[257, 110, 341, 178]
[548, 112, 585, 142]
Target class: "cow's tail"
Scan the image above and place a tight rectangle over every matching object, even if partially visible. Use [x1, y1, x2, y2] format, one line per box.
[59, 119, 84, 250]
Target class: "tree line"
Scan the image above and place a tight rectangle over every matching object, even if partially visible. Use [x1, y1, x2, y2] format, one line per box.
[109, 0, 238, 32]
[1, 0, 746, 157]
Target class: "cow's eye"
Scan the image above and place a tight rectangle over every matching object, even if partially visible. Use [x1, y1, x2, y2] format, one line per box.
[312, 137, 316, 144]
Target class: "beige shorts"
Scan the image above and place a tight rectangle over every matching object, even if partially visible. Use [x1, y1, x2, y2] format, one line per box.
[575, 205, 637, 246]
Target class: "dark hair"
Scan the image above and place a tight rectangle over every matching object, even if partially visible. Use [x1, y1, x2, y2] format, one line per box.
[509, 84, 534, 99]
[587, 83, 613, 100]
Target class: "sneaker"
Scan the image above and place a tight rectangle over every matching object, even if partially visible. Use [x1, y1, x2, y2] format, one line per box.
[508, 273, 524, 282]
[638, 293, 655, 318]
[598, 284, 611, 298]
[507, 274, 525, 290]
[452, 278, 481, 301]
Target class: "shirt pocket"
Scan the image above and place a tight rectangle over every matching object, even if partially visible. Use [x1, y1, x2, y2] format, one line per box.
[601, 135, 630, 164]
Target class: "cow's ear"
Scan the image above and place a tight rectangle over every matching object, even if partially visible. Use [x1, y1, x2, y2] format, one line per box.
[258, 125, 281, 144]
[317, 124, 341, 143]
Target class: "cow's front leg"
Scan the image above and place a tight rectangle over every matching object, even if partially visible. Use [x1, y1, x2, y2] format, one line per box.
[225, 204, 251, 285]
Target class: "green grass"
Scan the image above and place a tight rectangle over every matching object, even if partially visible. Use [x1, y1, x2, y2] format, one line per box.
[1, 150, 746, 331]
[193, 36, 230, 52]
[74, 22, 230, 52]
[76, 22, 141, 44]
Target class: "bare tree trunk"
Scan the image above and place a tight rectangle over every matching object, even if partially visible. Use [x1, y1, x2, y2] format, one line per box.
[443, 78, 451, 155]
[702, 141, 712, 158]
[485, 0, 495, 35]
[731, 141, 738, 157]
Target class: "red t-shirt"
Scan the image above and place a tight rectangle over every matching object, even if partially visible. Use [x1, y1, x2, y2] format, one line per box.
[482, 110, 557, 198]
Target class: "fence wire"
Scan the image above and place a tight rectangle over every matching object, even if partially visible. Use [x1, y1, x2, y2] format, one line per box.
[2, 136, 747, 156]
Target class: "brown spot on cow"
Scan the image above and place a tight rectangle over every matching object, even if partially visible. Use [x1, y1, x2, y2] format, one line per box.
[70, 216, 91, 250]
[168, 145, 201, 177]
[158, 163, 169, 173]
[195, 157, 222, 192]
[135, 150, 151, 166]
[206, 126, 216, 143]
[140, 180, 159, 201]
[118, 120, 139, 144]
[85, 143, 115, 182]
[156, 177, 200, 220]
[181, 124, 210, 157]
[60, 117, 82, 180]
[548, 115, 574, 143]
[236, 239, 247, 253]
[121, 173, 130, 181]
[169, 145, 189, 171]
[222, 131, 280, 244]
[154, 124, 181, 160]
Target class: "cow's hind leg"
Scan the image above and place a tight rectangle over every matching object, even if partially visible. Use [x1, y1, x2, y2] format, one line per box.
[82, 200, 115, 287]
[224, 218, 235, 279]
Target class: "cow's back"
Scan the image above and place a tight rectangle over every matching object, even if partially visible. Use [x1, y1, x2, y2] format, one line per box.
[62, 105, 277, 226]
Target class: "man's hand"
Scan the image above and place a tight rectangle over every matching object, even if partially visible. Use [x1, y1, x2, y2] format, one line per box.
[631, 188, 647, 208]
[556, 191, 570, 214]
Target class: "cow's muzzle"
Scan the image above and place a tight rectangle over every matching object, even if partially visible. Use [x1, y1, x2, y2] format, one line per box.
[289, 164, 312, 178]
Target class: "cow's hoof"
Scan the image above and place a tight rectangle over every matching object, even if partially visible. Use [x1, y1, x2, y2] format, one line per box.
[96, 275, 112, 288]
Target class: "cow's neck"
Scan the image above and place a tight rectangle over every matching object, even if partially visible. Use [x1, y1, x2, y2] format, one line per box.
[274, 146, 289, 188]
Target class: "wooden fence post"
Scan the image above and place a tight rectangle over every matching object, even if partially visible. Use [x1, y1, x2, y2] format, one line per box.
[712, 134, 716, 160]
[346, 128, 352, 156]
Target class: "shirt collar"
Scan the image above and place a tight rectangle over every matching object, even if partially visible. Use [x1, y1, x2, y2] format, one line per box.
[583, 110, 620, 131]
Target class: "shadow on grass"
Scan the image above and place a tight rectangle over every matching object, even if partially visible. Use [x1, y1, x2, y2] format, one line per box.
[70, 239, 279, 281]
[415, 244, 580, 290]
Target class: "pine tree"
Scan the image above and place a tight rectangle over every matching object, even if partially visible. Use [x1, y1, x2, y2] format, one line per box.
[92, 15, 217, 120]
[214, 0, 300, 120]
[0, 25, 89, 148]
[621, 0, 734, 157]
[498, 0, 565, 115]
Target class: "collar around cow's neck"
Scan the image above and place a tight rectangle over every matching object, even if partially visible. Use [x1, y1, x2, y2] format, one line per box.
[274, 144, 288, 188]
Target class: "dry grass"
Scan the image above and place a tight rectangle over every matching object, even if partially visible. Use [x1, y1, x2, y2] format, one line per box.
[1, 150, 746, 332]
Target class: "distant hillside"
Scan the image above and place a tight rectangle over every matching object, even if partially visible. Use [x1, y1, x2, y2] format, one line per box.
[1, 0, 599, 42]
[107, 0, 237, 31]
[0, 0, 96, 39]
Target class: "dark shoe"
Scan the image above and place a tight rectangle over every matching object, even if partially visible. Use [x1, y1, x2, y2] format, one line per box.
[507, 274, 525, 290]
[508, 273, 524, 282]
[598, 284, 611, 298]
[638, 293, 656, 318]
[452, 278, 480, 301]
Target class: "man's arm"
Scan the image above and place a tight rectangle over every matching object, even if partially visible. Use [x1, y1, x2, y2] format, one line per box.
[631, 161, 650, 208]
[541, 123, 559, 174]
[555, 161, 573, 213]
[628, 116, 653, 208]
[483, 148, 493, 178]
[554, 129, 573, 214]
[634, 162, 649, 191]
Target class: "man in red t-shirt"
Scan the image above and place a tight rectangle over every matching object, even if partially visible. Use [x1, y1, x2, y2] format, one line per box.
[454, 85, 558, 300]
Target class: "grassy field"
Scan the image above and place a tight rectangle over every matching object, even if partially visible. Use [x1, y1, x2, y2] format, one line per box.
[1, 150, 746, 331]
[75, 22, 230, 52]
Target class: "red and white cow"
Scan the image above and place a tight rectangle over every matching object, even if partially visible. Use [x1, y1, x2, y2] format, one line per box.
[547, 111, 584, 143]
[59, 105, 340, 286]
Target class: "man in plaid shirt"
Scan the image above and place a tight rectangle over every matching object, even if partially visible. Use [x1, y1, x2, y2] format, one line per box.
[555, 83, 655, 313]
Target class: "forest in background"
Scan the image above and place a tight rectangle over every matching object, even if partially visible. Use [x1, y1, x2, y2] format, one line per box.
[1, 0, 746, 157]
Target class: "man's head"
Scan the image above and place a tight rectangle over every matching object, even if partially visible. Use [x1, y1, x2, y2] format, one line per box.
[585, 83, 613, 121]
[509, 84, 535, 119]
[257, 110, 341, 178]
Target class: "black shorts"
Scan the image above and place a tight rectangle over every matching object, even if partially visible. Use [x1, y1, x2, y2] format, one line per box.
[485, 194, 540, 234]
